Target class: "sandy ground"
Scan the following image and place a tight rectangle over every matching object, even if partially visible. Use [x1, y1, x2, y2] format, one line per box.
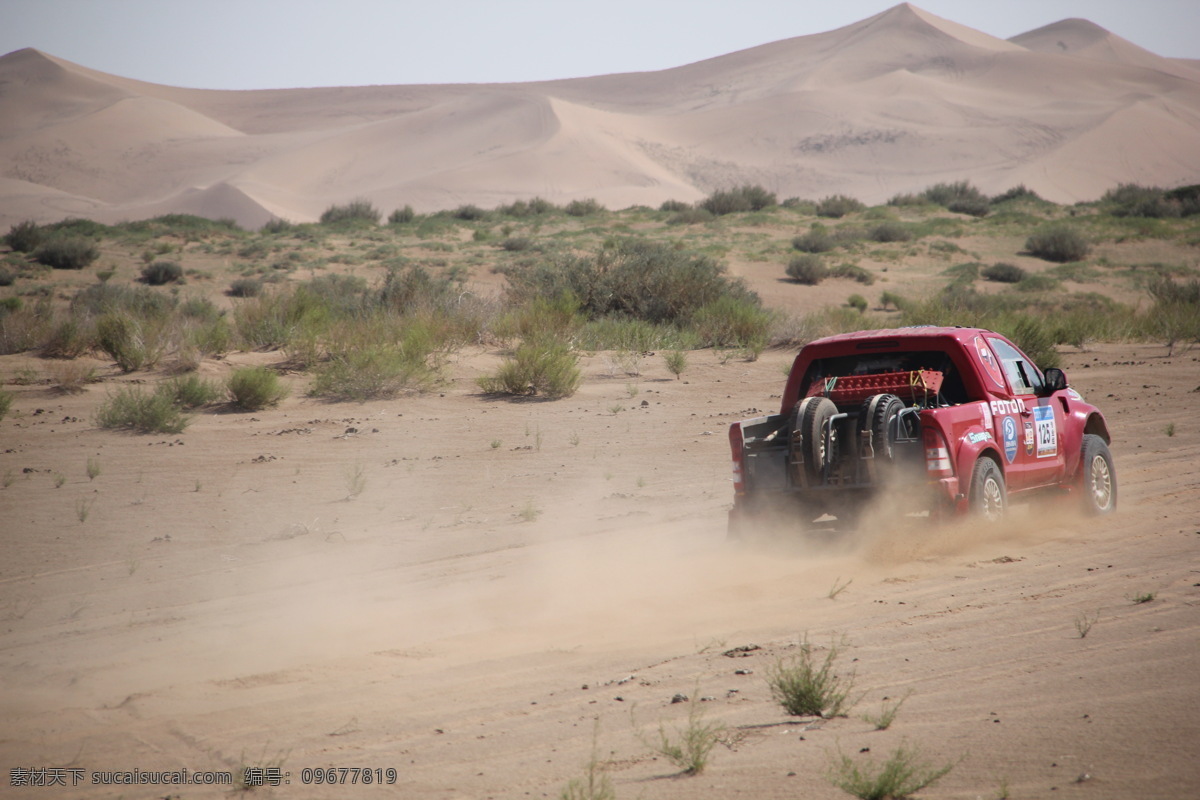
[1, 339, 1198, 798]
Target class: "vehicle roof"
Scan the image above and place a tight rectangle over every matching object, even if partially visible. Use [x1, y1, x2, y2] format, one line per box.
[805, 326, 997, 349]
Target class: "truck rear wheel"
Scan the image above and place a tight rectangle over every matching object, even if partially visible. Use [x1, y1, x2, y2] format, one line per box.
[969, 456, 1006, 522]
[1080, 434, 1117, 515]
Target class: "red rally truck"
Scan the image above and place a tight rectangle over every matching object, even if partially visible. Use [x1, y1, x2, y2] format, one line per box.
[727, 326, 1116, 536]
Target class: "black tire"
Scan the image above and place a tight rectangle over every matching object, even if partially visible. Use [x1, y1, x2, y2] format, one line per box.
[1080, 434, 1117, 515]
[969, 456, 1006, 522]
[859, 393, 905, 461]
[798, 397, 838, 482]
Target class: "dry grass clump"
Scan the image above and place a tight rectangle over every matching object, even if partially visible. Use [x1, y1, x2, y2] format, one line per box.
[227, 367, 288, 411]
[478, 338, 581, 399]
[828, 742, 956, 800]
[95, 385, 190, 434]
[766, 635, 857, 718]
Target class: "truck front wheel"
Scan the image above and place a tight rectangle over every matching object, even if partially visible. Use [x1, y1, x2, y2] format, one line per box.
[969, 456, 1006, 522]
[1080, 434, 1117, 515]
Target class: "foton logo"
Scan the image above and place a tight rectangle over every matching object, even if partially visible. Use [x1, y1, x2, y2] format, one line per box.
[990, 399, 1022, 416]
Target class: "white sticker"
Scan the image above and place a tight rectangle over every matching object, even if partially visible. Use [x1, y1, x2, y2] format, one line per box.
[1034, 406, 1057, 458]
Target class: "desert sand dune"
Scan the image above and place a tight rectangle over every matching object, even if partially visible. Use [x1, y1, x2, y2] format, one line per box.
[2, 3, 1199, 228]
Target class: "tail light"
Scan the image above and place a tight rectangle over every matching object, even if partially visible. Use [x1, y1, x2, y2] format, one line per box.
[729, 423, 746, 495]
[924, 426, 952, 478]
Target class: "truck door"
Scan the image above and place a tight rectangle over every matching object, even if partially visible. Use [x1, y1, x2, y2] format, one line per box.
[986, 336, 1065, 490]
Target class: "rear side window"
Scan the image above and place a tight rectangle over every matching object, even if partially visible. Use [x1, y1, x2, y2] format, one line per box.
[987, 337, 1043, 395]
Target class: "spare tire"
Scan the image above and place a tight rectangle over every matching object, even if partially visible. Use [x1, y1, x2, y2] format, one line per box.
[795, 396, 839, 482]
[859, 393, 905, 461]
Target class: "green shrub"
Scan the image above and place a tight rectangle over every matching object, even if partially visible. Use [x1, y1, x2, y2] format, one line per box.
[311, 343, 435, 401]
[227, 366, 288, 410]
[71, 283, 175, 318]
[921, 180, 990, 216]
[982, 262, 1026, 283]
[699, 184, 775, 215]
[0, 389, 12, 421]
[991, 184, 1042, 204]
[0, 267, 14, 287]
[1026, 224, 1090, 262]
[1103, 183, 1185, 218]
[453, 204, 488, 221]
[5, 220, 43, 253]
[163, 374, 222, 408]
[1016, 274, 1061, 292]
[827, 743, 955, 800]
[501, 236, 533, 252]
[659, 199, 691, 212]
[565, 198, 605, 217]
[815, 194, 865, 218]
[96, 313, 167, 372]
[766, 636, 856, 718]
[319, 198, 381, 225]
[34, 237, 100, 269]
[477, 338, 581, 399]
[828, 263, 875, 285]
[691, 295, 774, 356]
[868, 221, 913, 242]
[667, 208, 715, 225]
[388, 205, 415, 224]
[260, 217, 293, 234]
[847, 294, 868, 313]
[793, 225, 834, 253]
[140, 261, 183, 285]
[228, 277, 263, 297]
[787, 254, 827, 284]
[501, 238, 757, 326]
[40, 316, 95, 359]
[0, 296, 21, 313]
[95, 385, 190, 434]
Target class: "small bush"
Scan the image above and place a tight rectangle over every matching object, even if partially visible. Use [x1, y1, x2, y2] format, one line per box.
[667, 208, 715, 225]
[992, 184, 1042, 204]
[95, 385, 190, 434]
[828, 743, 955, 800]
[310, 329, 438, 401]
[664, 349, 688, 379]
[228, 278, 263, 297]
[815, 194, 865, 218]
[648, 699, 725, 776]
[501, 237, 534, 252]
[659, 199, 691, 212]
[828, 263, 875, 285]
[163, 374, 222, 408]
[388, 205, 415, 224]
[227, 366, 288, 410]
[921, 180, 990, 216]
[34, 237, 100, 269]
[787, 254, 828, 284]
[0, 389, 12, 421]
[5, 220, 43, 253]
[793, 226, 834, 253]
[565, 198, 604, 217]
[0, 267, 15, 287]
[766, 636, 856, 718]
[96, 313, 167, 372]
[260, 217, 293, 234]
[691, 295, 774, 357]
[140, 261, 183, 285]
[847, 294, 868, 313]
[319, 198, 381, 225]
[453, 204, 488, 221]
[40, 316, 95, 359]
[1026, 224, 1090, 263]
[700, 184, 775, 215]
[868, 221, 913, 242]
[477, 338, 581, 399]
[982, 262, 1026, 283]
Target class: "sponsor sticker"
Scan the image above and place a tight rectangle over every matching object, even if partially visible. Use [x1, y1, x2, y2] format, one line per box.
[1024, 420, 1035, 456]
[1002, 416, 1018, 463]
[1034, 405, 1057, 458]
[990, 398, 1022, 417]
[968, 431, 993, 445]
[975, 336, 1005, 388]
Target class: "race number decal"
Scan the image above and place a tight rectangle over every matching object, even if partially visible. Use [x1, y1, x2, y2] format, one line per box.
[1033, 406, 1057, 458]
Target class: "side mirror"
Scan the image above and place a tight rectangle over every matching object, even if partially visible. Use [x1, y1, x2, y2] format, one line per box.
[1043, 367, 1067, 394]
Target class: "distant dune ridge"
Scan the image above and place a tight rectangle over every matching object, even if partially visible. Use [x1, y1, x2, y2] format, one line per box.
[2, 3, 1199, 228]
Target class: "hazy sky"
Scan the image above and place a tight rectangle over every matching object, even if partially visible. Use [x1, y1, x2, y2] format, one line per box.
[3, 0, 1198, 90]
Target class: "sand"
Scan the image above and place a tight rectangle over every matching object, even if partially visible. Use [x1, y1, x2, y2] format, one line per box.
[3, 3, 1200, 229]
[1, 339, 1198, 798]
